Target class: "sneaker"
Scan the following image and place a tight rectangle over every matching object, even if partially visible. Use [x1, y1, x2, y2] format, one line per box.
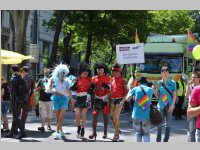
[60, 131, 65, 137]
[54, 132, 61, 140]
[38, 127, 45, 132]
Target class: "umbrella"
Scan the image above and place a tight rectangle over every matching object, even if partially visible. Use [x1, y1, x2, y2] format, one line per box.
[1, 49, 34, 64]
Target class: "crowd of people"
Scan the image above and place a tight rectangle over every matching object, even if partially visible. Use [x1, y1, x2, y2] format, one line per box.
[1, 62, 200, 142]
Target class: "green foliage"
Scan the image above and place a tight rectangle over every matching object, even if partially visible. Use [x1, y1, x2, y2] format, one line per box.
[43, 10, 197, 67]
[149, 10, 195, 34]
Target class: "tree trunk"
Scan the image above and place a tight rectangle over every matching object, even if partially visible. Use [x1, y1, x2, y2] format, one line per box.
[63, 31, 72, 65]
[108, 44, 115, 65]
[85, 33, 93, 64]
[10, 10, 30, 54]
[9, 13, 15, 51]
[49, 11, 67, 67]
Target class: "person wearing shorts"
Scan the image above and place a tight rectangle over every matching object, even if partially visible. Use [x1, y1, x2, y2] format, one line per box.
[46, 64, 74, 140]
[110, 63, 127, 141]
[73, 62, 91, 138]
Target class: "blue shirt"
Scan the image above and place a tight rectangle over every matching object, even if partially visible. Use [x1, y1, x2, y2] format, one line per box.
[157, 79, 177, 109]
[130, 84, 154, 120]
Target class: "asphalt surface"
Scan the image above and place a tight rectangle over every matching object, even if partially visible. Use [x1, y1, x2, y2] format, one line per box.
[1, 109, 189, 142]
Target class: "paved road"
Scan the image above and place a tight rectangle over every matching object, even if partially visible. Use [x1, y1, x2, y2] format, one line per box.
[1, 109, 189, 142]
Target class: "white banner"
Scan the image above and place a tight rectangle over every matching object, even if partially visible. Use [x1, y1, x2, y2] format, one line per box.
[116, 43, 144, 64]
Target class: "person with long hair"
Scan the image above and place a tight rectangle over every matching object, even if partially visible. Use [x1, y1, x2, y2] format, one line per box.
[46, 64, 74, 140]
[109, 63, 128, 141]
[72, 62, 91, 138]
[89, 62, 111, 141]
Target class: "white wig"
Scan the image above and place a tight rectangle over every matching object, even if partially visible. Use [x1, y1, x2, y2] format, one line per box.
[52, 64, 69, 80]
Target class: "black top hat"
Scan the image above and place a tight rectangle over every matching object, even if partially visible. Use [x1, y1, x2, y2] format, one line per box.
[21, 66, 30, 73]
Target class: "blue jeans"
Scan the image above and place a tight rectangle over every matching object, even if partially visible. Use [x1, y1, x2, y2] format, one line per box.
[196, 129, 200, 142]
[156, 105, 172, 142]
[133, 119, 150, 142]
[1, 101, 10, 116]
[187, 117, 196, 142]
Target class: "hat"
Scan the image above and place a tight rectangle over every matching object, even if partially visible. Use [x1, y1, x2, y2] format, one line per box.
[137, 77, 147, 84]
[161, 66, 169, 72]
[21, 66, 30, 73]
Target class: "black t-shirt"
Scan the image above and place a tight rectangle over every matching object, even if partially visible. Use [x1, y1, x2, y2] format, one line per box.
[37, 78, 52, 102]
[1, 82, 11, 100]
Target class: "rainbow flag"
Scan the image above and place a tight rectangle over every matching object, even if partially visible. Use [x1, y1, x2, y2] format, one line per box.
[135, 29, 140, 44]
[161, 94, 168, 106]
[138, 94, 151, 110]
[188, 31, 197, 52]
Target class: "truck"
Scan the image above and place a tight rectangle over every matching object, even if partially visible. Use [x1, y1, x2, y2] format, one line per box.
[134, 34, 198, 85]
[126, 34, 199, 106]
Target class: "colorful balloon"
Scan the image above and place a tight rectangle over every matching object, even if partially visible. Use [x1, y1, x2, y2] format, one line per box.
[192, 45, 200, 60]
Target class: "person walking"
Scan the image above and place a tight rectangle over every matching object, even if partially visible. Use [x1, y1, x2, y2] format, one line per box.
[1, 77, 11, 132]
[36, 68, 53, 132]
[6, 65, 28, 139]
[155, 66, 177, 142]
[109, 63, 128, 141]
[121, 77, 154, 142]
[73, 62, 91, 138]
[46, 64, 74, 140]
[187, 71, 200, 142]
[174, 75, 186, 120]
[89, 62, 111, 140]
[20, 66, 35, 131]
[186, 71, 200, 142]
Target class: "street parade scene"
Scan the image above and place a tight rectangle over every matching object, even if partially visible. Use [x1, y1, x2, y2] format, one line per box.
[1, 10, 200, 142]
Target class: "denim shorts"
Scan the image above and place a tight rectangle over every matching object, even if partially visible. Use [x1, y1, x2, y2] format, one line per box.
[1, 101, 10, 116]
[51, 95, 69, 111]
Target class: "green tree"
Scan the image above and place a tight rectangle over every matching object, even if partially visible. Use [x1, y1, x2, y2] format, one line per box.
[149, 10, 195, 34]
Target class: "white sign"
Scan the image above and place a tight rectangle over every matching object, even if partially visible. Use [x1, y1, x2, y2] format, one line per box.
[30, 44, 39, 63]
[116, 43, 144, 64]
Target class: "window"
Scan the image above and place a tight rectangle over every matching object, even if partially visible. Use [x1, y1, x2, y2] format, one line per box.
[137, 54, 183, 73]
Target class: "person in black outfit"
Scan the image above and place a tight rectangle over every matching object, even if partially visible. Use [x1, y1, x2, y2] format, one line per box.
[6, 65, 27, 139]
[20, 66, 35, 131]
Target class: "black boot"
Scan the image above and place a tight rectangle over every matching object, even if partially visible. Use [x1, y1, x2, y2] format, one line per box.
[102, 114, 108, 139]
[89, 115, 97, 140]
[77, 126, 81, 136]
[16, 132, 26, 139]
[80, 128, 85, 137]
[6, 132, 14, 138]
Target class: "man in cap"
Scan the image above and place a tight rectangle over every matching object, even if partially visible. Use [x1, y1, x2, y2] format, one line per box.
[155, 66, 177, 142]
[6, 65, 27, 139]
[20, 66, 35, 133]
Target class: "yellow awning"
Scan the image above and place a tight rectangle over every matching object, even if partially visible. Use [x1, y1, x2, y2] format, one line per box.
[1, 49, 34, 64]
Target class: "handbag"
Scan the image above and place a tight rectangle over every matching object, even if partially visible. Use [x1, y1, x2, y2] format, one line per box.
[150, 104, 162, 126]
[140, 86, 162, 126]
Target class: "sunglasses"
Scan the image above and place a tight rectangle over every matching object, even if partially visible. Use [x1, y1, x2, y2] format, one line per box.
[97, 68, 104, 73]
